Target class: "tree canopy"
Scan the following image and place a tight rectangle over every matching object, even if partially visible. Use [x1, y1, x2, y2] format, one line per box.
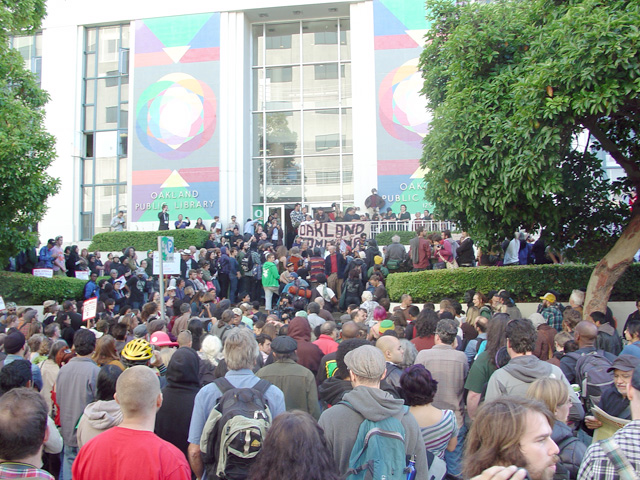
[419, 0, 640, 315]
[0, 0, 58, 267]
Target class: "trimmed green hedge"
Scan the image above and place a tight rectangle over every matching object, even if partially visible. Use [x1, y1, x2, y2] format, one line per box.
[0, 272, 91, 304]
[375, 230, 441, 246]
[88, 230, 210, 252]
[386, 263, 640, 303]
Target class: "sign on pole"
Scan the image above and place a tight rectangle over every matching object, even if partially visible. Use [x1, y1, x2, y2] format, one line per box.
[152, 252, 180, 275]
[161, 236, 174, 262]
[83, 297, 98, 323]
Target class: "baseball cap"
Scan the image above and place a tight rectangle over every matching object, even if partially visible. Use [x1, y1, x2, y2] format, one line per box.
[232, 308, 243, 316]
[540, 293, 556, 303]
[344, 345, 386, 380]
[133, 324, 148, 339]
[608, 354, 640, 373]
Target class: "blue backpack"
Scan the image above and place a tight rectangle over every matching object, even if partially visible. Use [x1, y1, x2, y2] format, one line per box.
[340, 401, 410, 480]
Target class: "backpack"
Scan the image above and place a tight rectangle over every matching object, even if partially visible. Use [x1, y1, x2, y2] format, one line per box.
[200, 377, 273, 480]
[568, 350, 614, 409]
[240, 253, 253, 273]
[339, 401, 410, 480]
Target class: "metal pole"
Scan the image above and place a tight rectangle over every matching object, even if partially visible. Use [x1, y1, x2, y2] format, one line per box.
[158, 236, 165, 323]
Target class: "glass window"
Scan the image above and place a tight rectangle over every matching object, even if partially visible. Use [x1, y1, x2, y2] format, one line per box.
[253, 19, 351, 207]
[302, 20, 338, 63]
[265, 111, 301, 156]
[81, 24, 129, 239]
[265, 23, 300, 66]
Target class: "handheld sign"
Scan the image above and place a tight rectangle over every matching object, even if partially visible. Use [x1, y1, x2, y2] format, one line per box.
[83, 297, 98, 323]
[33, 268, 54, 278]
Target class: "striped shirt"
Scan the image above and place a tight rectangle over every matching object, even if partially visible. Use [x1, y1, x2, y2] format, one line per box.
[420, 409, 458, 459]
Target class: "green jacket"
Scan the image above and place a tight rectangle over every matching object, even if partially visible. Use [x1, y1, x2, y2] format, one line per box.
[261, 261, 279, 287]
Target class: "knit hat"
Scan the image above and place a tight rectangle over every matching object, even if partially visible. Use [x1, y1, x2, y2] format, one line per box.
[374, 255, 383, 265]
[344, 345, 386, 380]
[4, 331, 26, 354]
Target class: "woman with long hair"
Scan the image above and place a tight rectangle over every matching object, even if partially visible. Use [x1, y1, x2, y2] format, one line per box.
[465, 312, 511, 419]
[248, 411, 340, 480]
[194, 217, 206, 230]
[92, 335, 125, 371]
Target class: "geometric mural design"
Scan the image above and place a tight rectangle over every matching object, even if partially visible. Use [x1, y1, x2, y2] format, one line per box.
[135, 72, 217, 159]
[379, 58, 431, 149]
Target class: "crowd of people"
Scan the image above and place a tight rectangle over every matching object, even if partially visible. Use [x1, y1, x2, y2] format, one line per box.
[1, 246, 640, 480]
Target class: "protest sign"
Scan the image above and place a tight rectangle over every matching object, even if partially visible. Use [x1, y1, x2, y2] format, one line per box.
[83, 297, 98, 322]
[298, 222, 371, 251]
[75, 271, 89, 280]
[33, 268, 54, 278]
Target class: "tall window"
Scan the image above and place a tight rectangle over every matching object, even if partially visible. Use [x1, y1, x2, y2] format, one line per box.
[10, 32, 42, 84]
[81, 25, 129, 239]
[252, 19, 352, 206]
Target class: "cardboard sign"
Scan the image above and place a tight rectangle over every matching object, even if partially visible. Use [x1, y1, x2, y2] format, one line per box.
[298, 222, 372, 251]
[75, 271, 89, 280]
[83, 297, 98, 322]
[153, 251, 180, 275]
[33, 268, 54, 278]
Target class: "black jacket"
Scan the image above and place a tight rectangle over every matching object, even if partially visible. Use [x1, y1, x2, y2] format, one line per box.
[456, 237, 474, 265]
[155, 347, 201, 459]
[552, 421, 586, 480]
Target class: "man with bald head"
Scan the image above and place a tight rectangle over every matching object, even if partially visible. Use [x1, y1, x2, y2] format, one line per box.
[316, 321, 360, 384]
[560, 321, 617, 385]
[376, 335, 405, 389]
[73, 366, 190, 480]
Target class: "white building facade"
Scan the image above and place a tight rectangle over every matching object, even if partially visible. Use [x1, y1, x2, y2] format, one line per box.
[24, 0, 433, 242]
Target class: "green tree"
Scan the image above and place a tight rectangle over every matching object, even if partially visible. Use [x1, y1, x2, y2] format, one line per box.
[0, 0, 58, 267]
[420, 0, 640, 318]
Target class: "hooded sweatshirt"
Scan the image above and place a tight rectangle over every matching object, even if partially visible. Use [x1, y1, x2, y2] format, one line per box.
[288, 317, 324, 375]
[77, 400, 123, 448]
[318, 385, 429, 480]
[485, 354, 567, 402]
[155, 347, 201, 458]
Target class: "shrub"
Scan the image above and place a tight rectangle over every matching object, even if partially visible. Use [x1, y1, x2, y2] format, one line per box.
[374, 230, 440, 246]
[0, 272, 90, 304]
[386, 263, 640, 303]
[88, 230, 210, 252]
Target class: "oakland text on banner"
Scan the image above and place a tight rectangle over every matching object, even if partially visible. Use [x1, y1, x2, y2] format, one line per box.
[297, 222, 371, 251]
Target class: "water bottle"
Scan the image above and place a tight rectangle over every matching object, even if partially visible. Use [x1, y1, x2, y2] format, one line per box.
[406, 455, 416, 480]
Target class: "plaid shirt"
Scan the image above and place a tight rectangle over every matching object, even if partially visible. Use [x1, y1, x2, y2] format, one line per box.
[0, 463, 55, 479]
[541, 304, 563, 331]
[414, 344, 469, 426]
[578, 420, 640, 480]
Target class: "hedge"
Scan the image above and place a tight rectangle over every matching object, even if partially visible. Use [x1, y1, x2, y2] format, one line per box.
[88, 230, 210, 252]
[375, 230, 441, 246]
[386, 263, 640, 303]
[0, 272, 92, 305]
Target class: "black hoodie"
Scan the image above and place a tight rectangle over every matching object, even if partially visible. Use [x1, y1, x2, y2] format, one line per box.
[155, 347, 201, 458]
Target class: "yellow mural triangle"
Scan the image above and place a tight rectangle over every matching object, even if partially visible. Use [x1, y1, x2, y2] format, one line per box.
[411, 165, 429, 179]
[161, 170, 190, 188]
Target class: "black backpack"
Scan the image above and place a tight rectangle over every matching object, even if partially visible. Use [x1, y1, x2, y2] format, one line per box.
[200, 378, 272, 480]
[567, 350, 614, 409]
[240, 253, 253, 273]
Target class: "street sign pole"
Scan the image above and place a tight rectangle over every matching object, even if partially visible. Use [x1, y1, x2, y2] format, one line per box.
[157, 236, 165, 323]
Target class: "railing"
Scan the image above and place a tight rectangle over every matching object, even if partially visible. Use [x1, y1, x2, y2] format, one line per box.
[370, 220, 457, 236]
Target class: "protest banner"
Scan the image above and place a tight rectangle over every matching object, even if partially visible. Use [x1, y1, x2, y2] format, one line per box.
[33, 268, 54, 278]
[297, 222, 371, 251]
[83, 297, 98, 322]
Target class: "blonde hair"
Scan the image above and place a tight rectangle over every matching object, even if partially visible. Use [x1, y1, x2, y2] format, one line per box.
[526, 377, 569, 416]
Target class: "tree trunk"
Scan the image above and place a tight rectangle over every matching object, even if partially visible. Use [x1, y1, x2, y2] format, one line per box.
[584, 210, 640, 320]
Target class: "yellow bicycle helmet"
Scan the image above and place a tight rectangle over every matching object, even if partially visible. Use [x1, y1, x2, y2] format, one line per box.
[121, 338, 153, 362]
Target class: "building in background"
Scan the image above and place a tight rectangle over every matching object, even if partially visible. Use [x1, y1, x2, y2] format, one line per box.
[19, 0, 438, 242]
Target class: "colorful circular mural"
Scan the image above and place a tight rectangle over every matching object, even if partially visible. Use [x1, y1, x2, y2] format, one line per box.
[136, 73, 217, 160]
[378, 58, 431, 149]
